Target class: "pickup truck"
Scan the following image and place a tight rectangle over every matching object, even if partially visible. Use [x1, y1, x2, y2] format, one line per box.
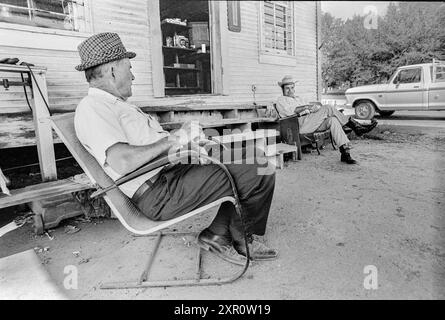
[345, 60, 445, 119]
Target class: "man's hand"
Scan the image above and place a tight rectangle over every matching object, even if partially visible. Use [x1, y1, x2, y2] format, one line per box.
[309, 104, 321, 113]
[297, 108, 311, 116]
[171, 120, 205, 146]
[266, 105, 279, 119]
[185, 141, 210, 164]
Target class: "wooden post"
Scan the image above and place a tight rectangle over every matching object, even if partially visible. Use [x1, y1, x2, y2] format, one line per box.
[316, 1, 322, 101]
[209, 1, 223, 94]
[30, 68, 57, 181]
[147, 0, 165, 97]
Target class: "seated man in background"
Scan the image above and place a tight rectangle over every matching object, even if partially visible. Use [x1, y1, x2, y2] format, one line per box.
[74, 33, 278, 266]
[275, 75, 377, 164]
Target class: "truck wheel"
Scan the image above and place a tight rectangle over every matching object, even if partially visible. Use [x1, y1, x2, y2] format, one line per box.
[354, 101, 376, 120]
[378, 110, 395, 118]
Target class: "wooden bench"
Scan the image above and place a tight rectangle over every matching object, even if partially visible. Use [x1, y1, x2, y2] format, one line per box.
[264, 143, 299, 169]
[0, 174, 92, 210]
[0, 174, 93, 233]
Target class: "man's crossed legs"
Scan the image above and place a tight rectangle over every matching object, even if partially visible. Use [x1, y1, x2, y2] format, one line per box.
[300, 105, 377, 164]
[134, 161, 277, 265]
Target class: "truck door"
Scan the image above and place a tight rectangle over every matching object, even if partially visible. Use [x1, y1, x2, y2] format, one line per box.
[429, 65, 445, 110]
[385, 67, 426, 110]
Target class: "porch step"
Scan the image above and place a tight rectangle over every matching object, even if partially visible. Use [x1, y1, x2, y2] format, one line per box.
[264, 143, 299, 169]
[263, 142, 298, 157]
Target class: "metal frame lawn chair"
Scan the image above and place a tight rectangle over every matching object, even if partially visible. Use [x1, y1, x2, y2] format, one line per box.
[50, 113, 250, 289]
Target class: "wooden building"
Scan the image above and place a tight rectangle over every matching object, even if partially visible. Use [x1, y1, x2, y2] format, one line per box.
[0, 0, 322, 150]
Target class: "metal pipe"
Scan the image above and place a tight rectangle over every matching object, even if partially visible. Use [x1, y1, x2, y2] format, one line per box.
[138, 232, 163, 284]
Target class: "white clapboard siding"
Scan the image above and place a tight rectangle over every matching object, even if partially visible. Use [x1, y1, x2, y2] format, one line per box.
[225, 1, 317, 103]
[0, 1, 320, 149]
[0, 0, 154, 114]
[0, 0, 317, 115]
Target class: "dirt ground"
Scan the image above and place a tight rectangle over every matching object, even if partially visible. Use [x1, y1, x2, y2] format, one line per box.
[1, 124, 444, 300]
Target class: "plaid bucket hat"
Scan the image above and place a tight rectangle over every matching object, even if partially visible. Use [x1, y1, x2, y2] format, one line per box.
[75, 32, 136, 71]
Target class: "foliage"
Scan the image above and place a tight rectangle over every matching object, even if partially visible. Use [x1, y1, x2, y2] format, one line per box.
[321, 2, 445, 89]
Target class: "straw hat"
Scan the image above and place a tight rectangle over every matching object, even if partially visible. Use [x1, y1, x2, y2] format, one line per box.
[278, 75, 297, 87]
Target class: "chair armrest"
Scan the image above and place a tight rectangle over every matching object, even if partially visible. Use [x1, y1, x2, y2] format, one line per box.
[90, 150, 213, 199]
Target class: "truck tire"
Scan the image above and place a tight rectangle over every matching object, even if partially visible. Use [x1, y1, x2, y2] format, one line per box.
[378, 110, 395, 117]
[354, 101, 376, 120]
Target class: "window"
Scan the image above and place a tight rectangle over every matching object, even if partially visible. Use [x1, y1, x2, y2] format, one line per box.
[393, 68, 422, 84]
[262, 1, 293, 56]
[431, 65, 445, 83]
[0, 0, 89, 32]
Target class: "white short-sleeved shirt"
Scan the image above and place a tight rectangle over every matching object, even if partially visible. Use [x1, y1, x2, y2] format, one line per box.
[276, 95, 309, 125]
[74, 88, 170, 198]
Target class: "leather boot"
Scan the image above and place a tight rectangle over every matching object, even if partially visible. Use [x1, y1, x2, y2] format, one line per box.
[346, 118, 377, 136]
[339, 145, 357, 164]
[197, 229, 247, 266]
[234, 235, 278, 261]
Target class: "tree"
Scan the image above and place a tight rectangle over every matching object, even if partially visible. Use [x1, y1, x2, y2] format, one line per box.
[321, 2, 445, 89]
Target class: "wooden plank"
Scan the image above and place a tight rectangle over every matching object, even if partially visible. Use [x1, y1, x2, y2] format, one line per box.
[222, 109, 239, 119]
[160, 117, 277, 130]
[0, 116, 277, 148]
[210, 129, 278, 144]
[220, 1, 230, 95]
[141, 104, 262, 112]
[0, 174, 93, 209]
[30, 68, 57, 181]
[0, 64, 46, 73]
[263, 143, 298, 157]
[0, 111, 276, 149]
[315, 1, 323, 101]
[209, 1, 223, 94]
[147, 0, 165, 98]
[263, 143, 299, 169]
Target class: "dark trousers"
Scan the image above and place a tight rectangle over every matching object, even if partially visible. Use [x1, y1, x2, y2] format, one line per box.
[135, 160, 275, 241]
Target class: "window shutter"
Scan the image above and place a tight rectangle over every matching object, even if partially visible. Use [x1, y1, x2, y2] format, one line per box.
[227, 1, 241, 32]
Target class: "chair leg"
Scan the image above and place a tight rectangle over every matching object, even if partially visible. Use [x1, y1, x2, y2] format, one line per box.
[330, 132, 336, 150]
[295, 141, 302, 160]
[315, 141, 321, 155]
[291, 145, 297, 162]
[100, 231, 250, 289]
[195, 244, 203, 281]
[138, 232, 162, 284]
[277, 154, 284, 169]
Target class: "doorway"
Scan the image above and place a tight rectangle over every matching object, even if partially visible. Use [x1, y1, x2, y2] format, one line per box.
[159, 0, 211, 96]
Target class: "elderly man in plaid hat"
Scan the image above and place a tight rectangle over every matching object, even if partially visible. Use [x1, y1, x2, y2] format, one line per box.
[74, 32, 278, 265]
[276, 75, 378, 164]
